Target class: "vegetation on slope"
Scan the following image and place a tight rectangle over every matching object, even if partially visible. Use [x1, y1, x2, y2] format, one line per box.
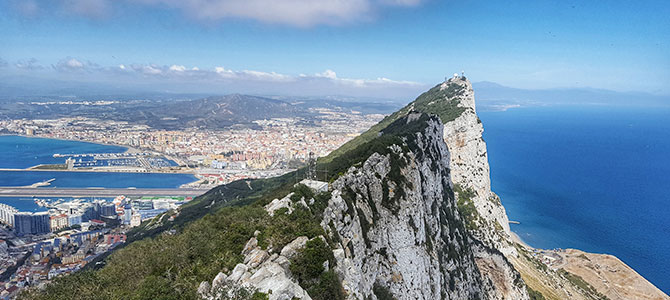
[454, 184, 484, 231]
[322, 80, 466, 163]
[21, 183, 341, 300]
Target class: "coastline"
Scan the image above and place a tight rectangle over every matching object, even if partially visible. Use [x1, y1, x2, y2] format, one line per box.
[0, 134, 193, 175]
[510, 230, 531, 249]
[0, 133, 131, 153]
[507, 229, 670, 299]
[0, 167, 195, 175]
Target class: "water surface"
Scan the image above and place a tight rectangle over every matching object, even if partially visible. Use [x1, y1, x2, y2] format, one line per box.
[479, 105, 670, 293]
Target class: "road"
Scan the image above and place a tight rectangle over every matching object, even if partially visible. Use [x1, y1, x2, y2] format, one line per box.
[0, 187, 210, 197]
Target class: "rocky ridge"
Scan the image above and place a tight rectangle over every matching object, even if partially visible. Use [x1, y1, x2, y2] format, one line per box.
[320, 113, 527, 299]
[197, 76, 665, 300]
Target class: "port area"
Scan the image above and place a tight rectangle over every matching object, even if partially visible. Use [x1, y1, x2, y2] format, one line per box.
[0, 187, 209, 197]
[7, 152, 190, 174]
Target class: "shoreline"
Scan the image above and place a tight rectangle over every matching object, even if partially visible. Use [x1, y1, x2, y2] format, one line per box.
[507, 229, 670, 299]
[1, 134, 193, 174]
[509, 230, 532, 249]
[0, 133, 132, 153]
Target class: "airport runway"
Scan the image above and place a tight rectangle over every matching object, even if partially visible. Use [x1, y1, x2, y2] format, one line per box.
[0, 187, 210, 197]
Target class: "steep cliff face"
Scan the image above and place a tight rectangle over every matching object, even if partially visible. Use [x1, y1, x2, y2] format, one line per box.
[439, 78, 515, 255]
[319, 113, 527, 299]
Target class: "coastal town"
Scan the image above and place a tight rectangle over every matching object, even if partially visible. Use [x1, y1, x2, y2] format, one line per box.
[0, 108, 383, 188]
[0, 106, 385, 298]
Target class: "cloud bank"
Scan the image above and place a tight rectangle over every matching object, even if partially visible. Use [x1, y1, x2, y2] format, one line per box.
[4, 56, 427, 98]
[112, 62, 422, 89]
[11, 0, 423, 26]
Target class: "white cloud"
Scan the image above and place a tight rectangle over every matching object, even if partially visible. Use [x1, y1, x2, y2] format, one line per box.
[132, 0, 373, 27]
[0, 58, 8, 68]
[213, 66, 293, 82]
[316, 69, 338, 79]
[15, 0, 423, 27]
[53, 57, 98, 72]
[131, 64, 163, 75]
[169, 64, 186, 72]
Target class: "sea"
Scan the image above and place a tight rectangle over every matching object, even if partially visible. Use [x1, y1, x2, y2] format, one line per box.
[0, 135, 197, 211]
[479, 105, 670, 293]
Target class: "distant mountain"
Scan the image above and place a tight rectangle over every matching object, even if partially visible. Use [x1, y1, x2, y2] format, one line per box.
[146, 94, 310, 129]
[473, 81, 670, 110]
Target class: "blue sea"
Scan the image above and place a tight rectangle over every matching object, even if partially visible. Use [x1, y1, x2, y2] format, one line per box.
[0, 135, 127, 169]
[0, 135, 197, 194]
[479, 105, 670, 293]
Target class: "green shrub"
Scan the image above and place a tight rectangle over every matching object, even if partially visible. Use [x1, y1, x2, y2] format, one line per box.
[289, 238, 343, 300]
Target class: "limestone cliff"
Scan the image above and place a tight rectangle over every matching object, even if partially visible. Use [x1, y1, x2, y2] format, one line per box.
[320, 113, 528, 299]
[439, 77, 515, 255]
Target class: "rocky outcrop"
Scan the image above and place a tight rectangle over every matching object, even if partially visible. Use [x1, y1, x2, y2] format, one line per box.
[200, 233, 313, 300]
[440, 77, 515, 256]
[320, 114, 528, 299]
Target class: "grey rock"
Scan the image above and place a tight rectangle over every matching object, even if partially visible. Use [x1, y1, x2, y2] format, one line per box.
[280, 236, 308, 259]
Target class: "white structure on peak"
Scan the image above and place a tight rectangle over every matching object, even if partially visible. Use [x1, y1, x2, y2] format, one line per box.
[298, 179, 328, 193]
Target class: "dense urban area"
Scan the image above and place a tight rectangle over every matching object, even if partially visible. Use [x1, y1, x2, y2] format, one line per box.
[0, 195, 191, 298]
[0, 107, 383, 187]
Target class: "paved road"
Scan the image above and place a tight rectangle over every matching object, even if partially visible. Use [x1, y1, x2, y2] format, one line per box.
[0, 187, 210, 197]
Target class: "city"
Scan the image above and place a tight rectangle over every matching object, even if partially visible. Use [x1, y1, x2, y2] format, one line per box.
[0, 194, 193, 298]
[0, 108, 383, 188]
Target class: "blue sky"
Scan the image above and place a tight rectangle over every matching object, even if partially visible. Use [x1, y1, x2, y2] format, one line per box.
[1, 0, 668, 98]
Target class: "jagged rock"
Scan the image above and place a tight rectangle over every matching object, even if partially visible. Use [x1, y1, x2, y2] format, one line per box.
[203, 77, 530, 300]
[198, 281, 211, 298]
[280, 236, 308, 259]
[472, 241, 528, 299]
[274, 255, 291, 269]
[205, 235, 311, 300]
[244, 248, 270, 269]
[242, 237, 258, 256]
[228, 264, 248, 282]
[211, 272, 227, 289]
[264, 193, 294, 216]
[246, 261, 312, 300]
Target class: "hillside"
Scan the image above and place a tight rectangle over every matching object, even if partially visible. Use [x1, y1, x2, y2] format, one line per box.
[0, 94, 314, 130]
[149, 94, 310, 130]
